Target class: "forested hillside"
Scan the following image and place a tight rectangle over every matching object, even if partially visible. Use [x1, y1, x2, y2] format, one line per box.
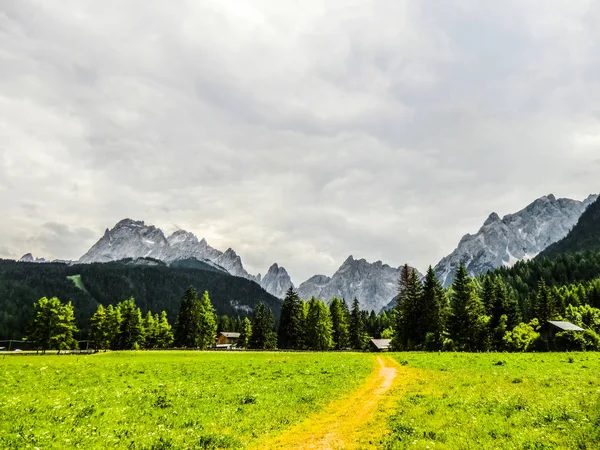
[0, 259, 281, 339]
[540, 195, 600, 258]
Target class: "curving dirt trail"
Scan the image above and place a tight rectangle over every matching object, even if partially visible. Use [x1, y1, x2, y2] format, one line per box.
[253, 356, 411, 450]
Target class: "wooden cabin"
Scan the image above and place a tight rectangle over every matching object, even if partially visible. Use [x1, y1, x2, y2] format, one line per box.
[540, 321, 584, 350]
[216, 332, 240, 346]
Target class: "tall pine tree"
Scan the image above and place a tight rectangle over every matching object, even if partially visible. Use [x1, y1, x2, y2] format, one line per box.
[196, 291, 218, 349]
[174, 286, 201, 348]
[349, 298, 369, 350]
[420, 266, 448, 350]
[448, 263, 489, 351]
[392, 264, 423, 350]
[278, 287, 306, 349]
[116, 298, 144, 350]
[249, 302, 277, 349]
[306, 298, 334, 350]
[329, 297, 350, 349]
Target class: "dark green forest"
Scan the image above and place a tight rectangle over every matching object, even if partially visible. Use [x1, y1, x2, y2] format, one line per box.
[0, 259, 281, 339]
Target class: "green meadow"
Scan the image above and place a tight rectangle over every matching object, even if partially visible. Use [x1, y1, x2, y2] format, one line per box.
[385, 352, 600, 450]
[2, 352, 600, 449]
[0, 352, 374, 449]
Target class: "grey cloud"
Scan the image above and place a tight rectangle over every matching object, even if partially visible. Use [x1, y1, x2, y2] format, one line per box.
[0, 0, 598, 282]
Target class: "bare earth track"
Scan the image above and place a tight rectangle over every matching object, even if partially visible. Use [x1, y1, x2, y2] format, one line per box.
[254, 356, 416, 450]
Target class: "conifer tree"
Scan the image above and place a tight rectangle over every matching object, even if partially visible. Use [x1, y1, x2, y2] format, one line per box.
[349, 298, 369, 350]
[536, 279, 558, 323]
[90, 304, 109, 350]
[143, 311, 157, 349]
[116, 298, 144, 350]
[392, 264, 423, 350]
[420, 266, 448, 350]
[494, 276, 522, 330]
[306, 297, 333, 350]
[249, 302, 277, 349]
[156, 311, 174, 348]
[27, 297, 78, 353]
[237, 317, 252, 348]
[329, 297, 350, 349]
[105, 304, 122, 349]
[278, 287, 306, 349]
[196, 290, 218, 349]
[481, 276, 496, 316]
[174, 286, 201, 348]
[448, 263, 489, 351]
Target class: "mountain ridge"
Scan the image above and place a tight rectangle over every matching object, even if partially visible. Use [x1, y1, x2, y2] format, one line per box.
[434, 193, 597, 286]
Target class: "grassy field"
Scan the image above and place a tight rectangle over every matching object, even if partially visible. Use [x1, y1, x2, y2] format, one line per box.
[385, 353, 600, 450]
[0, 351, 375, 449]
[2, 352, 600, 450]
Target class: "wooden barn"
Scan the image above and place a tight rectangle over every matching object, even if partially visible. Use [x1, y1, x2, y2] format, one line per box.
[370, 339, 391, 352]
[540, 321, 584, 350]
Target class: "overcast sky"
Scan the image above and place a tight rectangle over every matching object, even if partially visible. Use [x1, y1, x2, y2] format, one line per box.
[1, 0, 599, 283]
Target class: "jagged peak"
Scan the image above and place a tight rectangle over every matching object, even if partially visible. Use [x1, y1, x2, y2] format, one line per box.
[114, 218, 145, 229]
[267, 262, 280, 272]
[484, 212, 501, 226]
[342, 255, 355, 265]
[223, 248, 239, 258]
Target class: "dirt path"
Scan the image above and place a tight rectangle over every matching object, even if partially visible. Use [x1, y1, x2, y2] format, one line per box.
[253, 356, 410, 450]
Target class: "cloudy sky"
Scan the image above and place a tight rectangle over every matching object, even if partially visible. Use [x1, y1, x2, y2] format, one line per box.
[1, 0, 599, 283]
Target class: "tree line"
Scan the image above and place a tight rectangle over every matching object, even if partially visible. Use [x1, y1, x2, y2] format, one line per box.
[23, 261, 600, 352]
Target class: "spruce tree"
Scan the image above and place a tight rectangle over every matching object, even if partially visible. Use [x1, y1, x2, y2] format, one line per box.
[249, 302, 277, 349]
[494, 276, 522, 330]
[90, 304, 109, 350]
[143, 311, 157, 349]
[27, 297, 78, 353]
[448, 263, 489, 351]
[196, 291, 218, 349]
[156, 311, 174, 348]
[105, 304, 122, 350]
[420, 266, 448, 350]
[278, 287, 306, 349]
[329, 297, 350, 349]
[306, 298, 333, 350]
[174, 286, 201, 348]
[392, 264, 423, 350]
[349, 298, 369, 350]
[237, 317, 252, 348]
[536, 279, 558, 323]
[116, 298, 144, 350]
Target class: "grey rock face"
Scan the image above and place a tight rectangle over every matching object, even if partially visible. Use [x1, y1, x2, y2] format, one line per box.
[79, 219, 170, 263]
[434, 194, 598, 286]
[79, 218, 292, 298]
[260, 263, 293, 299]
[298, 255, 419, 313]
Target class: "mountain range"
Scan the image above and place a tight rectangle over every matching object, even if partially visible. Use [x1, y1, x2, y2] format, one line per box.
[17, 192, 598, 311]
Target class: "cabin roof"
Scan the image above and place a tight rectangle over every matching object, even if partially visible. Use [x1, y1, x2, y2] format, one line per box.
[219, 332, 240, 338]
[370, 339, 391, 350]
[546, 321, 585, 331]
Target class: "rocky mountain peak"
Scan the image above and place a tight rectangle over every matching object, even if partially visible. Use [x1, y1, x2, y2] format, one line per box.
[484, 212, 501, 227]
[298, 256, 419, 312]
[78, 219, 294, 299]
[434, 193, 595, 287]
